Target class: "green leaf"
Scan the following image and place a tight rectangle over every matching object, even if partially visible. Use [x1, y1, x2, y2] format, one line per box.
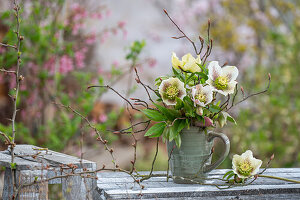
[183, 96, 194, 106]
[183, 96, 195, 117]
[153, 103, 181, 121]
[223, 170, 234, 179]
[174, 134, 182, 147]
[163, 126, 171, 141]
[144, 122, 166, 137]
[170, 119, 186, 140]
[186, 72, 197, 83]
[172, 68, 184, 82]
[219, 111, 237, 127]
[196, 63, 208, 74]
[218, 112, 226, 128]
[227, 115, 237, 125]
[141, 109, 167, 121]
[175, 97, 184, 110]
[227, 173, 235, 180]
[10, 163, 16, 169]
[209, 105, 221, 113]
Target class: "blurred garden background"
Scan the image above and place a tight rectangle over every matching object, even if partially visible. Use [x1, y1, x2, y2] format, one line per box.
[0, 0, 299, 190]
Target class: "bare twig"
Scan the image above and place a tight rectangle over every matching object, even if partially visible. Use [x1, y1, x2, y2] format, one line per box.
[0, 68, 16, 74]
[230, 84, 238, 108]
[259, 153, 274, 175]
[87, 85, 140, 111]
[0, 131, 11, 145]
[140, 137, 159, 182]
[0, 42, 17, 49]
[227, 73, 271, 111]
[198, 36, 204, 55]
[202, 39, 213, 64]
[126, 105, 138, 174]
[5, 1, 24, 198]
[167, 145, 175, 182]
[163, 9, 198, 55]
[134, 67, 156, 103]
[53, 102, 118, 169]
[130, 98, 149, 109]
[111, 120, 151, 134]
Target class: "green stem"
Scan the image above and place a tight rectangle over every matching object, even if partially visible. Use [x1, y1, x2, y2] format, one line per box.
[258, 174, 300, 184]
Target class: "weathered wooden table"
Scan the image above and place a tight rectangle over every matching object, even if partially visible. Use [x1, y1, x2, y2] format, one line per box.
[0, 144, 97, 200]
[1, 145, 299, 199]
[96, 168, 300, 199]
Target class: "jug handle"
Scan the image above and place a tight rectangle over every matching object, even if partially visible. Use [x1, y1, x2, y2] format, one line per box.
[203, 131, 230, 173]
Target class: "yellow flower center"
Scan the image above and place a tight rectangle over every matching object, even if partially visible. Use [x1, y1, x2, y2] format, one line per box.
[166, 85, 179, 100]
[238, 161, 253, 177]
[215, 76, 229, 90]
[195, 93, 206, 103]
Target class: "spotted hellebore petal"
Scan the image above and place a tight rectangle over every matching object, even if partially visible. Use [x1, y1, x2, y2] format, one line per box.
[158, 77, 186, 106]
[232, 150, 262, 179]
[171, 52, 201, 73]
[206, 61, 238, 96]
[191, 84, 213, 107]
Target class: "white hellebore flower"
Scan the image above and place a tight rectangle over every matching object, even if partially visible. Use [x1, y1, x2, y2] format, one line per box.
[159, 77, 186, 106]
[191, 84, 213, 107]
[206, 61, 238, 96]
[172, 52, 201, 73]
[232, 150, 263, 179]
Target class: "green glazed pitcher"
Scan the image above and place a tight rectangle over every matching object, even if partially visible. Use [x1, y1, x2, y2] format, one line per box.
[167, 126, 230, 184]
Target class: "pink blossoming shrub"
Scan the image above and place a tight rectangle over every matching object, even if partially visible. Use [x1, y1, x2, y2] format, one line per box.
[0, 0, 131, 150]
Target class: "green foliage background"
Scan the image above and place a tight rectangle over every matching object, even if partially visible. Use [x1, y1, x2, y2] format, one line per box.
[211, 0, 300, 168]
[1, 0, 300, 169]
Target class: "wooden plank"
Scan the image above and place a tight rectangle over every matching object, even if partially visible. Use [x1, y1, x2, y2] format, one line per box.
[97, 168, 300, 179]
[62, 167, 98, 200]
[2, 168, 48, 200]
[0, 145, 98, 200]
[113, 193, 300, 200]
[7, 144, 95, 168]
[97, 173, 300, 185]
[0, 152, 42, 170]
[103, 184, 300, 199]
[96, 169, 300, 199]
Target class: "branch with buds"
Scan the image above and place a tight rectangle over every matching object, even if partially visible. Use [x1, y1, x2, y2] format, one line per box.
[164, 9, 212, 64]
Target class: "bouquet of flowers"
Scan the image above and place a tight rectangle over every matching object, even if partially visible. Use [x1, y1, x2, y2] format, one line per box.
[143, 52, 238, 147]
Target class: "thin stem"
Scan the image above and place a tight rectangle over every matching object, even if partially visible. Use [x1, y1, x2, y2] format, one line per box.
[258, 174, 300, 184]
[8, 1, 23, 198]
[227, 73, 271, 111]
[111, 120, 151, 134]
[87, 85, 140, 111]
[0, 68, 16, 74]
[163, 9, 198, 55]
[167, 145, 175, 182]
[134, 67, 156, 103]
[140, 138, 159, 182]
[0, 42, 17, 49]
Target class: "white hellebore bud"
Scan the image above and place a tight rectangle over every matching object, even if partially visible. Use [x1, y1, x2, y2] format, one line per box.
[171, 52, 201, 73]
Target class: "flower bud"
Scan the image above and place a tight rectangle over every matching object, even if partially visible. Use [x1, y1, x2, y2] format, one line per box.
[204, 116, 213, 127]
[19, 75, 24, 81]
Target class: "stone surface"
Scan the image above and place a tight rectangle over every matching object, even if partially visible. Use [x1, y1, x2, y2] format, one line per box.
[96, 168, 300, 199]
